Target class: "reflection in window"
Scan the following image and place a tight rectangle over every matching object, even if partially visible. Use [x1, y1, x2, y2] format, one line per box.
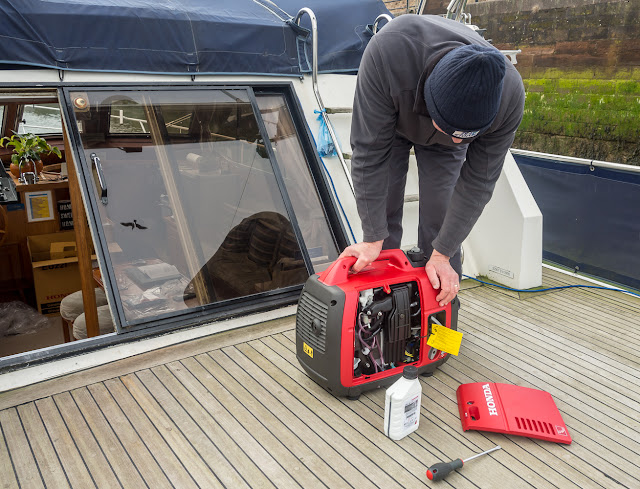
[189, 211, 307, 301]
[71, 89, 320, 326]
[108, 100, 150, 134]
[19, 103, 62, 135]
[256, 95, 339, 272]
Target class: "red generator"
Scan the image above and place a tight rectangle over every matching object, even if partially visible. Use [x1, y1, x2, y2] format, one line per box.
[296, 248, 459, 399]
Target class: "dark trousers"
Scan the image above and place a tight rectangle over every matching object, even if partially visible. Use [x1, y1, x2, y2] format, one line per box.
[382, 134, 468, 277]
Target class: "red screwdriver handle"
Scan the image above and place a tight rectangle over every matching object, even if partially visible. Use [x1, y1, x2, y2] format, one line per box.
[426, 459, 464, 481]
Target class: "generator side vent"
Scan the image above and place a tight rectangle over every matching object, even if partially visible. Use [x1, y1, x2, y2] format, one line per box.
[296, 291, 328, 353]
[515, 417, 553, 434]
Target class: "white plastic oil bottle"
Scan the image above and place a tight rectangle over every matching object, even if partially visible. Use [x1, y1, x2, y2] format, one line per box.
[384, 365, 422, 440]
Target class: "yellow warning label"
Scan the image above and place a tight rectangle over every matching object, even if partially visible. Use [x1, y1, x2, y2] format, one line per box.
[427, 324, 463, 356]
[303, 342, 314, 358]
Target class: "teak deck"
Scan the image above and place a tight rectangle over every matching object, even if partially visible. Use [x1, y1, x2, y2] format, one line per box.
[0, 267, 639, 489]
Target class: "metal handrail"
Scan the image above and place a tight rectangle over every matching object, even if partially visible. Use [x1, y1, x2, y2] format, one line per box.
[510, 148, 640, 173]
[294, 8, 355, 197]
[373, 14, 392, 34]
[446, 0, 469, 22]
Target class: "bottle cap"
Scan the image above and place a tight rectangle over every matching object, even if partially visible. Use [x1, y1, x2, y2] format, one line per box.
[403, 365, 418, 380]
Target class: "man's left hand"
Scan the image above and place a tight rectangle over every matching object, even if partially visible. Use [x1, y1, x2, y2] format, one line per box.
[425, 249, 459, 307]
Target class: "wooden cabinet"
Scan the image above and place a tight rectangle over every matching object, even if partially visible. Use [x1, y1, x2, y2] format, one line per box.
[0, 172, 71, 304]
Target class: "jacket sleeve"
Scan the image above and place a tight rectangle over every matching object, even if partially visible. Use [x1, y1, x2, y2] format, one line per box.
[432, 75, 525, 257]
[350, 37, 398, 243]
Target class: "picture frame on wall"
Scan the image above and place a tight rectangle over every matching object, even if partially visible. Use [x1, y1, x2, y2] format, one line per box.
[25, 190, 55, 223]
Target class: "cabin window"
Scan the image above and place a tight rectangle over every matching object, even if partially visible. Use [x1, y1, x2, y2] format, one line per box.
[18, 103, 63, 136]
[67, 87, 340, 330]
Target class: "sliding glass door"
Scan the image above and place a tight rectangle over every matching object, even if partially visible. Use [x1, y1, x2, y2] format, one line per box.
[65, 86, 342, 330]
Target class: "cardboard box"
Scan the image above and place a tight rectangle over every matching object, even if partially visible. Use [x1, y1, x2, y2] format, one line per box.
[27, 231, 90, 316]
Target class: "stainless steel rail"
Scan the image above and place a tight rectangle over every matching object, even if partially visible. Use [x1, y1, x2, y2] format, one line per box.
[373, 14, 392, 34]
[446, 0, 470, 22]
[510, 148, 640, 173]
[294, 8, 355, 197]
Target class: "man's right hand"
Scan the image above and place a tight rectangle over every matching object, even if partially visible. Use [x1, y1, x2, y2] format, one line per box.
[338, 240, 384, 273]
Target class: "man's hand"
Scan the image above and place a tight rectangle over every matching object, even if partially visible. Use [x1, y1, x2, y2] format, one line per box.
[339, 240, 384, 273]
[425, 249, 459, 307]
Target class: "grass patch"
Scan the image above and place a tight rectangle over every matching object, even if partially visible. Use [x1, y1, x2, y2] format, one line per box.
[521, 74, 640, 147]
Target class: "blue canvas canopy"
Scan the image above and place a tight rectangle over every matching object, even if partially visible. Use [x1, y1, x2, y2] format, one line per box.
[0, 0, 390, 75]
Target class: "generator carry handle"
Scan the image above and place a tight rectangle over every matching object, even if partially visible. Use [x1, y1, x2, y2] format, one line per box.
[318, 249, 412, 285]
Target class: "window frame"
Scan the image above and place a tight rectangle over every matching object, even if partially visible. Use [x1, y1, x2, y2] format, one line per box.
[61, 82, 348, 334]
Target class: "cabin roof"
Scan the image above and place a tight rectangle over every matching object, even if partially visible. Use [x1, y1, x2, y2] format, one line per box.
[0, 0, 389, 75]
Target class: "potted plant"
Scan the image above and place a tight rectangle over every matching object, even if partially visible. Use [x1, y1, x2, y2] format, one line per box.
[0, 132, 62, 179]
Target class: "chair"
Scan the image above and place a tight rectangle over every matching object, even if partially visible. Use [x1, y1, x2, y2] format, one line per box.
[59, 288, 110, 341]
[72, 305, 115, 340]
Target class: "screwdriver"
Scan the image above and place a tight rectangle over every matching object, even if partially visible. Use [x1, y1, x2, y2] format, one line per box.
[426, 445, 501, 481]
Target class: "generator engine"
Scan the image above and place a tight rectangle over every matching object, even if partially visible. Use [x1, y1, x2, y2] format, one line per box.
[296, 249, 459, 399]
[354, 282, 422, 376]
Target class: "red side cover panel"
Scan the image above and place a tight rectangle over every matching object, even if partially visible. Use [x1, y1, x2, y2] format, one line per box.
[457, 382, 572, 444]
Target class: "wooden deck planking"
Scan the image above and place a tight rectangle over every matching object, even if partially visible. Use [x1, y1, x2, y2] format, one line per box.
[142, 362, 302, 489]
[457, 294, 640, 488]
[466, 285, 640, 362]
[0, 267, 638, 488]
[14, 402, 71, 489]
[459, 314, 639, 436]
[143, 364, 268, 488]
[263, 332, 497, 489]
[458, 336, 640, 475]
[462, 291, 640, 431]
[0, 415, 20, 489]
[17, 403, 70, 488]
[462, 289, 640, 383]
[69, 387, 149, 488]
[0, 408, 45, 489]
[102, 377, 202, 489]
[180, 353, 385, 489]
[84, 382, 175, 489]
[498, 289, 640, 360]
[267, 332, 553, 489]
[461, 293, 640, 418]
[431, 365, 608, 489]
[176, 355, 344, 488]
[232, 339, 422, 489]
[217, 344, 408, 489]
[33, 397, 100, 488]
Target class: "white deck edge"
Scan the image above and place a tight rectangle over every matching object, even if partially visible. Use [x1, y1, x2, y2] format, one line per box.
[0, 305, 297, 393]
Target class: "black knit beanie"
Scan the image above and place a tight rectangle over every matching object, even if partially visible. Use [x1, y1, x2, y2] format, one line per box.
[424, 44, 506, 139]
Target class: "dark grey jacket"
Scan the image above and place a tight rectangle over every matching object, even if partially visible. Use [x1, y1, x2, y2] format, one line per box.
[350, 14, 525, 257]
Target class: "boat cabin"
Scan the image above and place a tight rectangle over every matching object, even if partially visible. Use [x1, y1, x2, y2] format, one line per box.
[0, 0, 542, 383]
[0, 0, 382, 364]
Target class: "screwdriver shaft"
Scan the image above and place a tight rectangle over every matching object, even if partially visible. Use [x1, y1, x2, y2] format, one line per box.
[462, 445, 502, 463]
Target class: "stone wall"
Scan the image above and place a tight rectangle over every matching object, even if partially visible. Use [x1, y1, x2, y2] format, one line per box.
[383, 0, 640, 164]
[384, 1, 421, 15]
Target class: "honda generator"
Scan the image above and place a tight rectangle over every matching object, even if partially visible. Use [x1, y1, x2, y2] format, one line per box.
[296, 248, 459, 399]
